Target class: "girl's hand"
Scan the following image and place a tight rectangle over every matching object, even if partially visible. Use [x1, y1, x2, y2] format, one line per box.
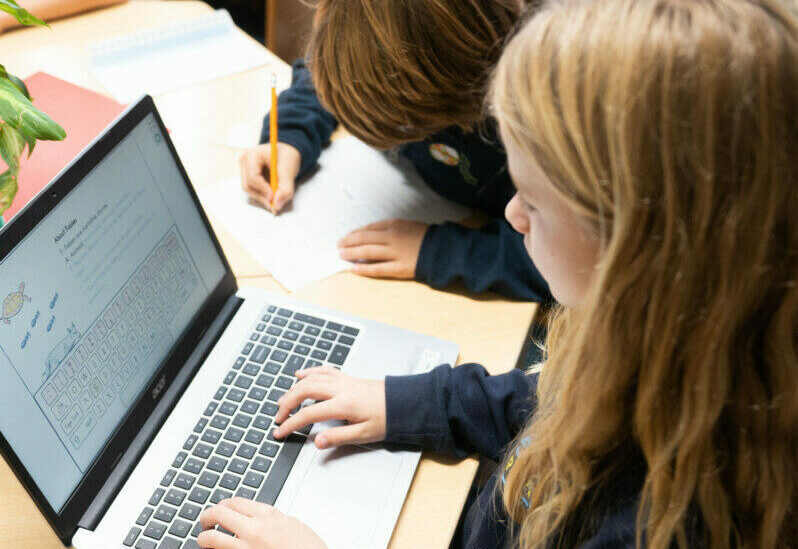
[273, 366, 386, 450]
[197, 498, 326, 549]
[337, 219, 429, 279]
[239, 142, 301, 213]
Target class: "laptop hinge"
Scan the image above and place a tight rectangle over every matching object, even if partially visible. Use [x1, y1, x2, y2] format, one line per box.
[77, 294, 243, 530]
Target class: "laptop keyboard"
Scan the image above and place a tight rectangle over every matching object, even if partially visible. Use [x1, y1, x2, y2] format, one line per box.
[123, 304, 360, 549]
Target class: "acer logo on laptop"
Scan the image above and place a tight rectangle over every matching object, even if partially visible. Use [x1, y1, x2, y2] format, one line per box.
[152, 376, 167, 400]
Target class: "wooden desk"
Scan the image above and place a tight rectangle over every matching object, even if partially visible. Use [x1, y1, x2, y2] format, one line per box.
[0, 2, 537, 548]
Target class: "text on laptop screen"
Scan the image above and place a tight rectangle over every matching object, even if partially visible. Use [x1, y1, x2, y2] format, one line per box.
[0, 113, 226, 512]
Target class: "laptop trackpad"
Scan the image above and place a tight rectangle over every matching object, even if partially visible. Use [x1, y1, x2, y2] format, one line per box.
[285, 444, 406, 548]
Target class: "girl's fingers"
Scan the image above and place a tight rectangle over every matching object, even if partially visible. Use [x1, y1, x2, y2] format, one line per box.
[353, 219, 393, 232]
[196, 528, 242, 549]
[295, 366, 340, 380]
[338, 230, 387, 248]
[199, 505, 250, 537]
[315, 422, 372, 449]
[339, 244, 392, 262]
[274, 399, 342, 438]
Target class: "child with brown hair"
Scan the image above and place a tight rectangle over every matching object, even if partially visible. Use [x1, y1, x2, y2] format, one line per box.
[240, 0, 552, 302]
[202, 0, 797, 547]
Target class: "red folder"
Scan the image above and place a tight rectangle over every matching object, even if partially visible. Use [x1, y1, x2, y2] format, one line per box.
[2, 72, 125, 223]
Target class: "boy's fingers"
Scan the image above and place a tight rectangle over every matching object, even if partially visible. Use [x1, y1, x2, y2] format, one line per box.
[216, 496, 269, 518]
[351, 262, 400, 278]
[315, 423, 370, 449]
[200, 505, 250, 536]
[274, 399, 340, 438]
[338, 230, 387, 248]
[339, 244, 391, 262]
[196, 529, 242, 549]
[274, 378, 336, 423]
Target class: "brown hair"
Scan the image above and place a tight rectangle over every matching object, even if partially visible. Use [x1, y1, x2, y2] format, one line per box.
[305, 0, 523, 149]
[491, 0, 797, 548]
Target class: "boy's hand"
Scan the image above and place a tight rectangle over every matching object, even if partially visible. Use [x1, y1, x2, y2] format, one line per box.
[239, 142, 301, 213]
[197, 498, 327, 549]
[273, 366, 386, 450]
[337, 219, 429, 279]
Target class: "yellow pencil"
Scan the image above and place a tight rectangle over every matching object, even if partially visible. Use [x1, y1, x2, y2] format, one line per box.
[269, 74, 278, 212]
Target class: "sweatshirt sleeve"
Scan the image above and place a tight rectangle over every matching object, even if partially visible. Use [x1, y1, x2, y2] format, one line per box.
[384, 363, 538, 462]
[414, 218, 553, 302]
[259, 59, 338, 179]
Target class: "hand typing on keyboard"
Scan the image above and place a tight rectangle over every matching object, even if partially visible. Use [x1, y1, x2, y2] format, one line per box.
[197, 497, 326, 549]
[272, 366, 387, 450]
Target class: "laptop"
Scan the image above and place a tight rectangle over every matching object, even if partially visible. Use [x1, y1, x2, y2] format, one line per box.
[0, 96, 458, 549]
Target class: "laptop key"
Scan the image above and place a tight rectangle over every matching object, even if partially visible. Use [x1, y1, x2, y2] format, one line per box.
[296, 313, 324, 327]
[172, 452, 188, 468]
[243, 471, 264, 488]
[266, 326, 282, 336]
[227, 388, 246, 402]
[275, 376, 293, 390]
[154, 505, 177, 523]
[216, 442, 236, 457]
[178, 503, 202, 521]
[343, 326, 359, 336]
[234, 356, 246, 369]
[299, 335, 315, 346]
[183, 458, 203, 475]
[233, 413, 251, 428]
[207, 456, 227, 472]
[163, 489, 186, 507]
[249, 387, 267, 401]
[228, 458, 248, 475]
[234, 376, 253, 390]
[236, 487, 257, 500]
[339, 335, 355, 346]
[256, 374, 274, 388]
[283, 356, 305, 376]
[262, 313, 272, 321]
[144, 521, 167, 540]
[243, 363, 260, 376]
[169, 519, 193, 539]
[259, 441, 279, 457]
[136, 507, 154, 526]
[224, 427, 244, 443]
[267, 305, 276, 313]
[250, 345, 270, 364]
[161, 469, 177, 487]
[219, 402, 237, 416]
[183, 539, 200, 549]
[288, 321, 304, 331]
[188, 487, 210, 505]
[173, 473, 196, 491]
[329, 345, 350, 366]
[261, 334, 278, 345]
[270, 350, 288, 363]
[277, 308, 293, 317]
[249, 332, 260, 341]
[305, 326, 320, 336]
[183, 435, 198, 451]
[283, 330, 299, 341]
[245, 429, 264, 444]
[192, 444, 212, 459]
[222, 371, 236, 385]
[260, 402, 278, 416]
[220, 473, 241, 490]
[124, 527, 141, 546]
[237, 443, 257, 459]
[198, 471, 220, 488]
[253, 415, 272, 431]
[326, 322, 344, 332]
[135, 539, 156, 549]
[201, 430, 221, 444]
[149, 488, 166, 506]
[256, 434, 306, 505]
[211, 416, 230, 429]
[242, 342, 254, 355]
[193, 418, 208, 433]
[211, 488, 233, 504]
[241, 400, 259, 415]
[311, 350, 327, 361]
[191, 521, 203, 537]
[316, 339, 332, 351]
[306, 360, 322, 368]
[213, 387, 226, 401]
[267, 389, 285, 402]
[294, 345, 310, 356]
[321, 330, 337, 341]
[203, 402, 217, 416]
[158, 538, 182, 549]
[251, 457, 271, 473]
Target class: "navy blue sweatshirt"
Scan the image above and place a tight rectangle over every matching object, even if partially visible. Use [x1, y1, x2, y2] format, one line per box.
[385, 364, 647, 548]
[260, 61, 552, 302]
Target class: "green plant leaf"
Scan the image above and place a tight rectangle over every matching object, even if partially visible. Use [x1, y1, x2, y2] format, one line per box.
[0, 169, 18, 216]
[0, 124, 25, 171]
[0, 77, 65, 141]
[0, 0, 46, 27]
[0, 64, 31, 99]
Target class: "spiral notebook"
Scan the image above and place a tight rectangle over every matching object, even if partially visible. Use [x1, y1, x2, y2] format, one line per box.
[88, 9, 273, 102]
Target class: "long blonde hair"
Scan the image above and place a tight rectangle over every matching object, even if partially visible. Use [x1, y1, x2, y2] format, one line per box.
[490, 0, 798, 547]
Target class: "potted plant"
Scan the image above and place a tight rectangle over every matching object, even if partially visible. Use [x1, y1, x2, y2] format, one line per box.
[0, 0, 66, 228]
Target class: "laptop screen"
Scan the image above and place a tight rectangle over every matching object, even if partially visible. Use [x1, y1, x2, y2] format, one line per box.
[0, 112, 226, 512]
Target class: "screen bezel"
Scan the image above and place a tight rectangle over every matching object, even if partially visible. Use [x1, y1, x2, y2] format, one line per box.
[0, 95, 237, 545]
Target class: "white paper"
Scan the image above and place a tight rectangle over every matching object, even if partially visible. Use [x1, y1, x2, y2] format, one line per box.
[87, 10, 272, 102]
[198, 137, 471, 290]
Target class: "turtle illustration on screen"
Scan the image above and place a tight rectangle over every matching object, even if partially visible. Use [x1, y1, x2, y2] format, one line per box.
[1, 282, 31, 325]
